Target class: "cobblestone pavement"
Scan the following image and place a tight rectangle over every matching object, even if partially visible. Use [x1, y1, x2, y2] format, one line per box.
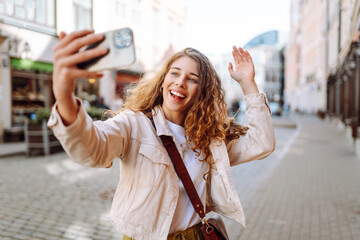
[238, 116, 360, 240]
[0, 117, 296, 240]
[224, 122, 299, 239]
[0, 153, 123, 240]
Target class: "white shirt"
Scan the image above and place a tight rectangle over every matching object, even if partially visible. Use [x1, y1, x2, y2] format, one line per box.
[166, 120, 209, 233]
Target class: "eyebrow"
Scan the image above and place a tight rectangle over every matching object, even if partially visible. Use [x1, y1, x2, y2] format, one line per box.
[171, 67, 200, 78]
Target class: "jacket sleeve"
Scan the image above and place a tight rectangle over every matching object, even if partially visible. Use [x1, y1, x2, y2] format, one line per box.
[227, 93, 276, 166]
[47, 98, 132, 168]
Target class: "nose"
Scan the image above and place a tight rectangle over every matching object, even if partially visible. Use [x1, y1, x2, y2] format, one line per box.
[175, 75, 186, 88]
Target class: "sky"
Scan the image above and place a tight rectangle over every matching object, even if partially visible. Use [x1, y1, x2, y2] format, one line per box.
[182, 0, 291, 55]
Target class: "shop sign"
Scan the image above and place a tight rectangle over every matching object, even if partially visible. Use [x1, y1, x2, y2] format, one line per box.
[10, 58, 53, 73]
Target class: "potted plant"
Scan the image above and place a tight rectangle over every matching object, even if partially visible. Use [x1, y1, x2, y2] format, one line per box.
[87, 106, 113, 121]
[87, 106, 106, 121]
[25, 107, 63, 156]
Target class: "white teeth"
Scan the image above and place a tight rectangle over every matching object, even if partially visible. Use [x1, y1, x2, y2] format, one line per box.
[170, 90, 185, 98]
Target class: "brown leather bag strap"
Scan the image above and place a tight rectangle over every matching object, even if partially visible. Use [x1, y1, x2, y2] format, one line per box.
[149, 117, 206, 219]
[160, 135, 206, 219]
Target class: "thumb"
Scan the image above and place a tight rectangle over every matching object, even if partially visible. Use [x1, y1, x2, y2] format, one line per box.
[228, 62, 234, 73]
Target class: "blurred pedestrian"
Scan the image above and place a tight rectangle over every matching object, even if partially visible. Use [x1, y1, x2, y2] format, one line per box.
[230, 98, 240, 116]
[48, 29, 275, 240]
[94, 96, 109, 109]
[82, 99, 90, 110]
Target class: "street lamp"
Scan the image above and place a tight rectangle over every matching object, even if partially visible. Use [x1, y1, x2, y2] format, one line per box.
[20, 42, 32, 60]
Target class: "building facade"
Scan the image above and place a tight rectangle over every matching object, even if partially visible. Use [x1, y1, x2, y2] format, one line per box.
[210, 30, 285, 116]
[285, 0, 327, 114]
[0, 0, 186, 142]
[285, 0, 301, 113]
[286, 0, 360, 154]
[326, 0, 360, 154]
[244, 31, 284, 106]
[0, 0, 59, 141]
[91, 0, 186, 111]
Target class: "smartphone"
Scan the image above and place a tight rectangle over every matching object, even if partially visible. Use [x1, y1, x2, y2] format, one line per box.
[77, 27, 136, 72]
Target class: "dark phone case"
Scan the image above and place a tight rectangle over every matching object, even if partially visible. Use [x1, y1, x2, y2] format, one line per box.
[77, 37, 109, 70]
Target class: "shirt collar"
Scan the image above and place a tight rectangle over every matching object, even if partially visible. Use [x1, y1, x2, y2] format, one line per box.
[152, 106, 174, 137]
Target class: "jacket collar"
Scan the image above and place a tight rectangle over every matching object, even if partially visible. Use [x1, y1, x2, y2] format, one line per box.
[152, 106, 174, 137]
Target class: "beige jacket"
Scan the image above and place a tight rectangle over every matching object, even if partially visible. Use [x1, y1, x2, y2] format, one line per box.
[47, 93, 275, 240]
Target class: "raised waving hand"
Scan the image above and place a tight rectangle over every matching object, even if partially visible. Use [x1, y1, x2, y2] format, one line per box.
[228, 46, 259, 95]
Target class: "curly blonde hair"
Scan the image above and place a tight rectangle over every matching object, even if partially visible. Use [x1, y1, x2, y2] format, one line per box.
[121, 48, 248, 180]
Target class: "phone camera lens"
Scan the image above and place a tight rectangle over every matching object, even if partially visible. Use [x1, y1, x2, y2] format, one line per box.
[114, 29, 132, 48]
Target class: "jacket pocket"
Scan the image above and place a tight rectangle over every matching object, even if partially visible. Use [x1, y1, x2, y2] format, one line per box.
[137, 143, 170, 188]
[139, 143, 170, 165]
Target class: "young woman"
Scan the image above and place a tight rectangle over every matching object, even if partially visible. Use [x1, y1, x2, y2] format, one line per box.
[48, 29, 275, 240]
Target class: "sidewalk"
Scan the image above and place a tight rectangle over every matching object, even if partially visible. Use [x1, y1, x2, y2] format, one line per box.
[271, 115, 297, 129]
[238, 115, 360, 240]
[0, 142, 26, 158]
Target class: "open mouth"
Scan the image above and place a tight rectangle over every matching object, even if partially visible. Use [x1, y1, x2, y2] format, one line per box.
[170, 90, 186, 99]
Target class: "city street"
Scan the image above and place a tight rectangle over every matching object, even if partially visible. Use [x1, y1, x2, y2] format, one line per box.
[238, 115, 360, 240]
[1, 0, 359, 239]
[1, 114, 360, 239]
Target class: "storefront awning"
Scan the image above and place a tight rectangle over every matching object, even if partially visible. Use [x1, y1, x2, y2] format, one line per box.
[10, 58, 53, 73]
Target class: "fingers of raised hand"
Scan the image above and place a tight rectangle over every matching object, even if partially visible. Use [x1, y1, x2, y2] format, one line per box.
[238, 47, 246, 60]
[57, 46, 108, 68]
[70, 69, 104, 79]
[58, 67, 103, 81]
[233, 46, 248, 64]
[244, 50, 252, 63]
[228, 62, 234, 73]
[232, 46, 241, 65]
[55, 33, 105, 61]
[59, 31, 67, 40]
[67, 33, 105, 54]
[55, 29, 94, 51]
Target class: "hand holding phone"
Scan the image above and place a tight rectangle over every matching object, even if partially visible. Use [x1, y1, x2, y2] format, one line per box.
[77, 28, 136, 72]
[53, 29, 108, 126]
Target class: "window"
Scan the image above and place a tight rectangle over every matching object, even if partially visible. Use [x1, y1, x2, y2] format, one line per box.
[4, 0, 14, 15]
[0, 0, 55, 28]
[25, 0, 35, 21]
[115, 0, 125, 18]
[36, 0, 45, 24]
[0, 2, 4, 13]
[73, 0, 92, 30]
[266, 52, 273, 62]
[46, 0, 54, 26]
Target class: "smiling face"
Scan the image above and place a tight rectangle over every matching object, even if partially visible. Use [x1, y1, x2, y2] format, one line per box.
[161, 56, 200, 125]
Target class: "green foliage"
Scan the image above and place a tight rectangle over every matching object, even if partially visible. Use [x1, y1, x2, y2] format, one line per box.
[29, 107, 51, 125]
[28, 106, 110, 125]
[87, 106, 108, 121]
